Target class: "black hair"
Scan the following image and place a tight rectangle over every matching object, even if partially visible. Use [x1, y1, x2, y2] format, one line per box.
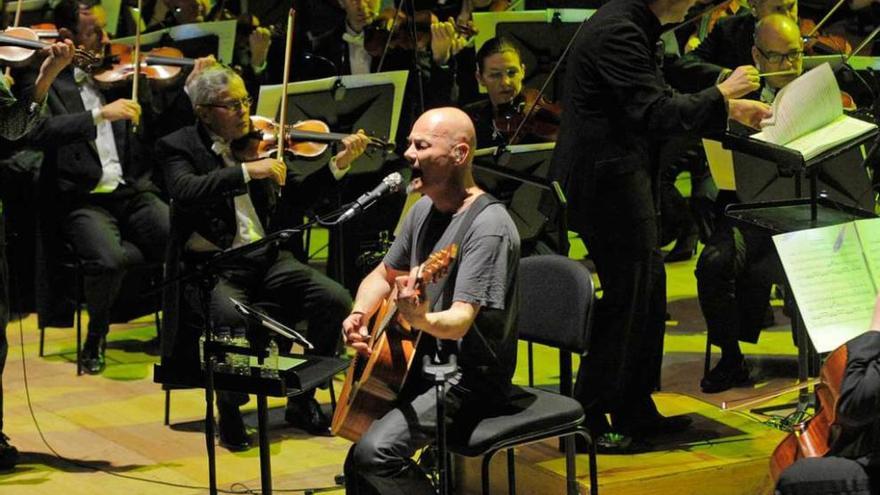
[475, 37, 522, 73]
[53, 0, 85, 34]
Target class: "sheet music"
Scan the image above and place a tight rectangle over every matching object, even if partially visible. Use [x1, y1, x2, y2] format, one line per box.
[855, 218, 880, 293]
[755, 63, 843, 146]
[773, 222, 876, 352]
[702, 138, 736, 190]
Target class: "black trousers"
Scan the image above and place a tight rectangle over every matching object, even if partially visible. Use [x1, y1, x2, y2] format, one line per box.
[205, 245, 351, 407]
[776, 456, 880, 495]
[61, 190, 169, 337]
[695, 210, 782, 351]
[573, 168, 667, 427]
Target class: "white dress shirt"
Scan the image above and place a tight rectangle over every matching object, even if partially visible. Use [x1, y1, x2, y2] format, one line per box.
[74, 68, 124, 194]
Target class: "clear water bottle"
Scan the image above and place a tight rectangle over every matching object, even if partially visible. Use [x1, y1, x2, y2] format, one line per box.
[261, 339, 279, 378]
[230, 334, 251, 375]
[198, 331, 206, 370]
[213, 331, 233, 373]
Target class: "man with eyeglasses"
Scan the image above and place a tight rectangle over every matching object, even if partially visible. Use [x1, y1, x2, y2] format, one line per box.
[157, 64, 370, 450]
[20, 0, 171, 375]
[696, 14, 803, 394]
[667, 0, 798, 91]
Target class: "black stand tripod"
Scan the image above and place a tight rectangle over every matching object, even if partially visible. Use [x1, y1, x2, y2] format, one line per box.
[423, 354, 459, 495]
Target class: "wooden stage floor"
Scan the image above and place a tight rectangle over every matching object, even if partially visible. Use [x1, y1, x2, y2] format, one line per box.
[0, 251, 804, 494]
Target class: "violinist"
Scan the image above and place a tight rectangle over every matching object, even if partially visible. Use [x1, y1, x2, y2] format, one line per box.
[156, 64, 370, 450]
[0, 33, 74, 472]
[19, 0, 170, 375]
[547, 0, 771, 453]
[464, 36, 561, 148]
[775, 294, 880, 495]
[696, 14, 802, 394]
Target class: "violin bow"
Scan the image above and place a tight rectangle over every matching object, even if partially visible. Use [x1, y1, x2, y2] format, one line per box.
[806, 0, 847, 38]
[276, 8, 296, 197]
[131, 0, 144, 132]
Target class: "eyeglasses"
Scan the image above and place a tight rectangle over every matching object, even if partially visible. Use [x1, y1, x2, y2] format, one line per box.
[755, 47, 803, 65]
[200, 96, 253, 112]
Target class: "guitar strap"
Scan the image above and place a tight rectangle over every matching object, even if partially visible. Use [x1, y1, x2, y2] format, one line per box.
[412, 193, 500, 362]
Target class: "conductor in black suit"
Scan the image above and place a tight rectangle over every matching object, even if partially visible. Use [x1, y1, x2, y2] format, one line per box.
[25, 0, 170, 375]
[156, 64, 369, 450]
[546, 0, 772, 451]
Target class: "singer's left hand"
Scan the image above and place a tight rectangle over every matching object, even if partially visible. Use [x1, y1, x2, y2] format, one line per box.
[335, 130, 370, 170]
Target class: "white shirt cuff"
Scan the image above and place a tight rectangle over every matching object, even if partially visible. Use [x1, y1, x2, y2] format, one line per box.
[329, 155, 349, 180]
[241, 162, 251, 183]
[91, 107, 105, 125]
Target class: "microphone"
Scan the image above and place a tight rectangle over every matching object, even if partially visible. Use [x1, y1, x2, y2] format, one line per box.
[337, 172, 405, 224]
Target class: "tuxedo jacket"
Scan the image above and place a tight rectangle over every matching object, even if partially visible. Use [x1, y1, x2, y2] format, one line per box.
[26, 68, 159, 198]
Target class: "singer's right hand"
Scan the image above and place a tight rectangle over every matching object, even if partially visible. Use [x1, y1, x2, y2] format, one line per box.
[245, 158, 286, 186]
[342, 311, 372, 357]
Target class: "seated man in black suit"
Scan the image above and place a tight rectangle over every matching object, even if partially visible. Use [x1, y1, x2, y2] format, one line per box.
[156, 64, 369, 450]
[25, 0, 170, 375]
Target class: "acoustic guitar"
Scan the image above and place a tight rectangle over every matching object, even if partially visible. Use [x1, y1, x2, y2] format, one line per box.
[332, 244, 458, 442]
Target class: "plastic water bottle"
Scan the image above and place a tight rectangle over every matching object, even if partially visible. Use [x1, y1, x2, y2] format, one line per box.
[261, 339, 279, 378]
[214, 331, 233, 373]
[230, 335, 251, 375]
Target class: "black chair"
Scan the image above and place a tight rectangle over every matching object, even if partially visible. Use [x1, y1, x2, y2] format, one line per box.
[448, 254, 598, 495]
[38, 243, 163, 376]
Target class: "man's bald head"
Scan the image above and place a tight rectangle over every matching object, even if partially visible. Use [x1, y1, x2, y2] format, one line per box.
[752, 14, 803, 89]
[413, 107, 477, 159]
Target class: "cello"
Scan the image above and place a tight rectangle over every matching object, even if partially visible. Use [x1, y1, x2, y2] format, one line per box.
[769, 344, 848, 482]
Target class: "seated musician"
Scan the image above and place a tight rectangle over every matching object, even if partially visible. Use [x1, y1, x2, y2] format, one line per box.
[156, 64, 369, 450]
[668, 0, 798, 92]
[696, 14, 802, 393]
[341, 107, 520, 493]
[0, 36, 74, 472]
[463, 36, 560, 149]
[775, 294, 880, 495]
[22, 0, 170, 375]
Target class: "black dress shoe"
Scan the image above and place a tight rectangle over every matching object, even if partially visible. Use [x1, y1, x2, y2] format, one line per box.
[0, 433, 19, 470]
[80, 335, 106, 375]
[218, 405, 251, 452]
[700, 357, 751, 394]
[285, 396, 331, 436]
[664, 233, 698, 263]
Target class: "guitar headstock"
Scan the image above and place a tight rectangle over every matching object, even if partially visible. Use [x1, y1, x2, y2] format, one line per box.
[417, 244, 458, 286]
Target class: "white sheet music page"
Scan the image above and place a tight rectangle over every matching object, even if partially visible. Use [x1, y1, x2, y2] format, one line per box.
[773, 222, 877, 353]
[752, 63, 877, 160]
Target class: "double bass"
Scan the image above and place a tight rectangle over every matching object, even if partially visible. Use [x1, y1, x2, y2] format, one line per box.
[769, 344, 848, 481]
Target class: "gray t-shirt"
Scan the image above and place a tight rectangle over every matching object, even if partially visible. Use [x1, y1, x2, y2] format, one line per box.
[384, 194, 521, 396]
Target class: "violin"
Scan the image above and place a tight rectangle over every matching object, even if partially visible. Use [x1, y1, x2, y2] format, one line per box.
[232, 115, 392, 161]
[0, 27, 99, 70]
[91, 43, 195, 88]
[800, 18, 852, 56]
[769, 344, 847, 482]
[363, 8, 477, 58]
[493, 88, 562, 145]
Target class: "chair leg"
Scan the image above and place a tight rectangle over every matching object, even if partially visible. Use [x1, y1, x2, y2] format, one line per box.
[329, 379, 337, 412]
[75, 268, 83, 376]
[564, 435, 577, 495]
[39, 326, 45, 357]
[164, 389, 171, 426]
[481, 451, 496, 495]
[580, 430, 599, 495]
[507, 449, 516, 495]
[527, 342, 534, 388]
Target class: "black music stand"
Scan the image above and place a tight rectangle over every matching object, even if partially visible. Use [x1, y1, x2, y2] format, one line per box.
[474, 11, 593, 102]
[473, 143, 569, 256]
[255, 73, 407, 290]
[721, 128, 879, 410]
[153, 225, 349, 495]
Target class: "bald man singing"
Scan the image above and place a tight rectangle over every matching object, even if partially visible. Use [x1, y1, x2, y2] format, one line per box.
[340, 107, 521, 494]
